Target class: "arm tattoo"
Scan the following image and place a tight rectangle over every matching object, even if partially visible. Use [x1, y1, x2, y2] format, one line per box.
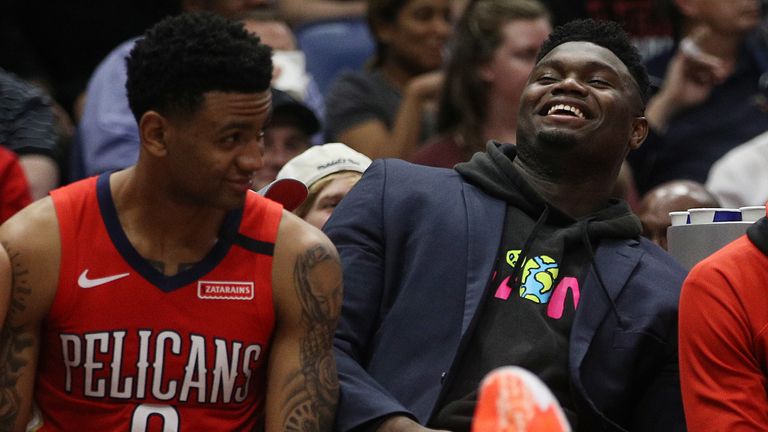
[0, 243, 34, 431]
[283, 245, 341, 432]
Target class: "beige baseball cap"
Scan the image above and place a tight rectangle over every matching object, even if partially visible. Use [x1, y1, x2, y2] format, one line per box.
[277, 143, 372, 189]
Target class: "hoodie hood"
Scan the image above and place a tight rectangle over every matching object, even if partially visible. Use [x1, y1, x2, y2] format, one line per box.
[456, 141, 641, 330]
[455, 141, 641, 239]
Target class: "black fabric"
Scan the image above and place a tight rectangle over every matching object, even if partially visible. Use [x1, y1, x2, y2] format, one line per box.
[747, 217, 768, 257]
[431, 143, 641, 431]
[232, 233, 275, 256]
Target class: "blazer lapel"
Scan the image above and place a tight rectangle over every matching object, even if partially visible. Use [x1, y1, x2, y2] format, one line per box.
[461, 182, 505, 335]
[570, 239, 643, 373]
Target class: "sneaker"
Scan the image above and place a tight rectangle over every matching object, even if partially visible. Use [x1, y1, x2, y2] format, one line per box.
[472, 366, 571, 432]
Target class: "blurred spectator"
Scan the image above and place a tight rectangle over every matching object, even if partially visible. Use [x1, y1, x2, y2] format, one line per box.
[411, 0, 551, 168]
[324, 0, 452, 159]
[277, 142, 371, 228]
[637, 179, 719, 250]
[278, 1, 375, 95]
[278, 0, 367, 26]
[707, 129, 768, 207]
[0, 146, 32, 224]
[240, 11, 326, 126]
[253, 89, 321, 190]
[0, 67, 62, 199]
[74, 9, 321, 180]
[628, 0, 768, 194]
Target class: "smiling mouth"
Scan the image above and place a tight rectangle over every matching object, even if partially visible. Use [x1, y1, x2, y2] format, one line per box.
[546, 104, 586, 119]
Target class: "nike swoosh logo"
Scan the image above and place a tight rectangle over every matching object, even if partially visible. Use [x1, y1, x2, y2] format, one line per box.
[78, 269, 130, 288]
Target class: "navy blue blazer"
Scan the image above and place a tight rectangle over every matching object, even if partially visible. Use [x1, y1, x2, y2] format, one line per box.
[325, 159, 686, 431]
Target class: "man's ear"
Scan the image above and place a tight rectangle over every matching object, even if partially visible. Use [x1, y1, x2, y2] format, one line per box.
[629, 116, 649, 151]
[139, 111, 169, 157]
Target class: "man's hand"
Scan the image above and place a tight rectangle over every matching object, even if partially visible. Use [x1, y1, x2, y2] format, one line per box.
[376, 415, 449, 432]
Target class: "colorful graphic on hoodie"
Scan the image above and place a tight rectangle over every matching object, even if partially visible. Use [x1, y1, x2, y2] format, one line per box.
[494, 250, 581, 320]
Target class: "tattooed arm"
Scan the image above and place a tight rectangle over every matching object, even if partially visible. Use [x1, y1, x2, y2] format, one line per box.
[266, 211, 342, 432]
[0, 199, 60, 432]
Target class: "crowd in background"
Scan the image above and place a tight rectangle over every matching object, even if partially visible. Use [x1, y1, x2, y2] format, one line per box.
[1, 1, 768, 431]
[1, 0, 767, 248]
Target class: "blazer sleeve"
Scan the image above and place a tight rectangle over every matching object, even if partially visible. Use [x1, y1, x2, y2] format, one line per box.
[324, 160, 416, 431]
[630, 317, 686, 430]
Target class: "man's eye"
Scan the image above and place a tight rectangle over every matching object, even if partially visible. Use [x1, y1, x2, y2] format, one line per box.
[536, 75, 558, 84]
[588, 79, 612, 87]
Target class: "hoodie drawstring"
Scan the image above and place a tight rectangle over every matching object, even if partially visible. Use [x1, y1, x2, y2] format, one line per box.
[580, 218, 627, 329]
[507, 205, 551, 291]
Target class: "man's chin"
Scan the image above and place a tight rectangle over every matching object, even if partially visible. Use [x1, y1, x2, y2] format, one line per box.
[536, 129, 580, 150]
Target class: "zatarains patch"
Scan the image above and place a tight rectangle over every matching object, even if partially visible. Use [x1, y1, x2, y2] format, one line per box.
[198, 281, 254, 300]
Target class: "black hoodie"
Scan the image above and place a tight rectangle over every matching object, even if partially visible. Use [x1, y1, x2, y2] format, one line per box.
[430, 142, 642, 432]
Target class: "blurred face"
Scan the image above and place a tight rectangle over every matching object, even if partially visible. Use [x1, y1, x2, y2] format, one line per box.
[637, 182, 718, 250]
[517, 42, 647, 175]
[162, 90, 271, 209]
[377, 0, 452, 73]
[481, 18, 551, 108]
[303, 173, 361, 229]
[685, 0, 762, 34]
[253, 120, 311, 190]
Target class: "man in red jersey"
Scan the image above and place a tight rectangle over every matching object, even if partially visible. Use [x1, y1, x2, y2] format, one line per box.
[0, 12, 341, 432]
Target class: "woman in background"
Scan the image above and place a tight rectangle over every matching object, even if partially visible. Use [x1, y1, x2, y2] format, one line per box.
[324, 0, 452, 159]
[412, 0, 550, 168]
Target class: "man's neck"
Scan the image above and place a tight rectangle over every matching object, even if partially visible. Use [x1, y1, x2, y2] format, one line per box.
[110, 168, 228, 268]
[512, 156, 613, 219]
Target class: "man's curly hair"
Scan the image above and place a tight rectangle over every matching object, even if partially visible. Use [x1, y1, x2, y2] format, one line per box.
[536, 18, 650, 105]
[126, 12, 273, 121]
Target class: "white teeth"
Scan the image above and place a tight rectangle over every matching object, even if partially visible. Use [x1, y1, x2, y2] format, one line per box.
[546, 104, 585, 119]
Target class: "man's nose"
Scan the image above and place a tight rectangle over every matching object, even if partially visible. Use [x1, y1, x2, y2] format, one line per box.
[552, 76, 589, 96]
[238, 138, 264, 171]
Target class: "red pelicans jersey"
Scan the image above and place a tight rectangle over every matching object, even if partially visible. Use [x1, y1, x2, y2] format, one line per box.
[36, 173, 282, 431]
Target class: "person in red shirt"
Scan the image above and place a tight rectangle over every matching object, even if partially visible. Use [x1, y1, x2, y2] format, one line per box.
[0, 145, 32, 224]
[680, 207, 768, 430]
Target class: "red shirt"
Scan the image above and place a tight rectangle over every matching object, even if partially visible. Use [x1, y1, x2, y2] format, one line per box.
[38, 174, 282, 431]
[0, 146, 31, 223]
[680, 233, 768, 430]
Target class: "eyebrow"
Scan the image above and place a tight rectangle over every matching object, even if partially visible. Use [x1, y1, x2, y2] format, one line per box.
[217, 122, 259, 133]
[536, 58, 622, 76]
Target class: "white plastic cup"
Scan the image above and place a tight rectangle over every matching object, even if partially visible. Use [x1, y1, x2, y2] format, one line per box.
[739, 206, 766, 222]
[688, 208, 741, 224]
[669, 211, 689, 226]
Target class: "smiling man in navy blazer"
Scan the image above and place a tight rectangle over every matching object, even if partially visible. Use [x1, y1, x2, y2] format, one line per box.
[325, 19, 686, 432]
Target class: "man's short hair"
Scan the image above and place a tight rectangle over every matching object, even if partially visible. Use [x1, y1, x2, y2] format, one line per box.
[126, 12, 273, 122]
[536, 19, 650, 105]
